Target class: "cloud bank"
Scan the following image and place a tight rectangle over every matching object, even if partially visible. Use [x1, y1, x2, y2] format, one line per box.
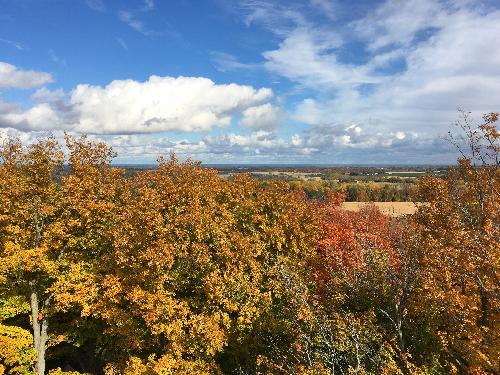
[257, 0, 500, 135]
[0, 73, 276, 134]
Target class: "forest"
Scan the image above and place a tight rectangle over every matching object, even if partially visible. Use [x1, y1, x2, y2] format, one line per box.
[0, 113, 498, 374]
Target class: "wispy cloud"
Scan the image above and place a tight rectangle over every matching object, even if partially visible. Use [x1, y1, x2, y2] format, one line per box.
[309, 0, 337, 20]
[118, 9, 181, 42]
[237, 0, 307, 35]
[118, 10, 161, 36]
[143, 0, 154, 11]
[115, 36, 128, 50]
[119, 11, 145, 33]
[350, 0, 443, 51]
[49, 49, 67, 67]
[0, 38, 25, 51]
[211, 52, 260, 72]
[85, 0, 105, 12]
[247, 0, 500, 145]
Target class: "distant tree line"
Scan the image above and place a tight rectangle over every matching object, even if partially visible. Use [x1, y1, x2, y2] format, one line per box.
[289, 180, 416, 202]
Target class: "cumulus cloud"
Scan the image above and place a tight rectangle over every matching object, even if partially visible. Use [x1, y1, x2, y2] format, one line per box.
[0, 75, 274, 134]
[0, 62, 53, 89]
[195, 131, 318, 160]
[69, 76, 272, 134]
[0, 102, 60, 132]
[0, 122, 454, 164]
[239, 103, 283, 130]
[103, 127, 452, 164]
[31, 87, 65, 102]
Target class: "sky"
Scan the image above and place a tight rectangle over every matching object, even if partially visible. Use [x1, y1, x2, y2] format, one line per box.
[1, 0, 499, 164]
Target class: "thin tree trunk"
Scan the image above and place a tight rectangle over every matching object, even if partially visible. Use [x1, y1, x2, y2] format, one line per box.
[38, 317, 48, 375]
[29, 283, 48, 375]
[395, 303, 405, 354]
[29, 286, 40, 353]
[30, 203, 49, 374]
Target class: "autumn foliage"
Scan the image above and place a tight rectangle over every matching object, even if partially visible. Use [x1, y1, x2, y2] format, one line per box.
[0, 112, 498, 374]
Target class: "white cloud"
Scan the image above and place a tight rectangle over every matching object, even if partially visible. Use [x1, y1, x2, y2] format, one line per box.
[0, 103, 60, 131]
[0, 123, 454, 164]
[1, 75, 274, 134]
[291, 134, 302, 146]
[211, 52, 260, 72]
[0, 62, 53, 89]
[309, 0, 337, 20]
[239, 103, 283, 130]
[351, 0, 443, 51]
[118, 10, 160, 36]
[261, 0, 500, 150]
[262, 28, 374, 90]
[104, 126, 446, 163]
[201, 131, 312, 160]
[239, 0, 307, 35]
[0, 127, 41, 145]
[69, 76, 272, 134]
[293, 98, 328, 125]
[31, 87, 65, 102]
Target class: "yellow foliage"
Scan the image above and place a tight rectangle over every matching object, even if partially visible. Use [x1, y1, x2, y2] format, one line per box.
[0, 116, 495, 374]
[0, 324, 36, 375]
[47, 369, 88, 375]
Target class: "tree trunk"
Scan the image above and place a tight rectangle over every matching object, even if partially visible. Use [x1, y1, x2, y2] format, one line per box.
[395, 306, 405, 354]
[30, 285, 48, 375]
[30, 204, 49, 374]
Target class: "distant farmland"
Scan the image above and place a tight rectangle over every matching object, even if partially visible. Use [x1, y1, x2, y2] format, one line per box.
[342, 201, 420, 216]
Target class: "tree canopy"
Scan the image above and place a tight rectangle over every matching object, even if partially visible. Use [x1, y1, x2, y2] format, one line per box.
[0, 112, 498, 374]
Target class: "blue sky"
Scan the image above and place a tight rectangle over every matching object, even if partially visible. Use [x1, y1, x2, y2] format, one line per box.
[1, 0, 499, 164]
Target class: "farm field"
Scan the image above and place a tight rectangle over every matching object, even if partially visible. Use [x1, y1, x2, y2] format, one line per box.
[341, 201, 420, 216]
